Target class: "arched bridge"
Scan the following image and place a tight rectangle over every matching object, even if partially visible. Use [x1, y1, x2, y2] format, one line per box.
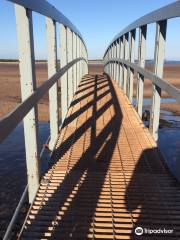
[1, 0, 180, 239]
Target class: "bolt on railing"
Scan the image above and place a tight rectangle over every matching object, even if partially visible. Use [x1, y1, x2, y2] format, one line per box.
[103, 0, 180, 142]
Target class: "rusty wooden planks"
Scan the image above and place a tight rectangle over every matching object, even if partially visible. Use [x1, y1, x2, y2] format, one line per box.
[20, 74, 180, 239]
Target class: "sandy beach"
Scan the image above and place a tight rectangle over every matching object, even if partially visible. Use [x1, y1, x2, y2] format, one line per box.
[0, 61, 180, 121]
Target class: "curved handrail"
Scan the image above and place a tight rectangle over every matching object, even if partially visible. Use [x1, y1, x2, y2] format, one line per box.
[103, 1, 180, 141]
[104, 58, 180, 103]
[0, 58, 87, 143]
[104, 1, 180, 56]
[7, 0, 87, 48]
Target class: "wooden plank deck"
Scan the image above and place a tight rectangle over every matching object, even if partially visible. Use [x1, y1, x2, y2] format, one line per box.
[20, 74, 180, 239]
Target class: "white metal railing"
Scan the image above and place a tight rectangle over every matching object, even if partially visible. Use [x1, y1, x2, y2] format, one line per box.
[1, 1, 88, 237]
[103, 1, 180, 141]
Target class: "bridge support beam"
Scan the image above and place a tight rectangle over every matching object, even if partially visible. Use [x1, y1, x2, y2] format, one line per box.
[149, 20, 167, 141]
[60, 24, 68, 122]
[136, 25, 147, 118]
[15, 5, 40, 203]
[46, 17, 59, 150]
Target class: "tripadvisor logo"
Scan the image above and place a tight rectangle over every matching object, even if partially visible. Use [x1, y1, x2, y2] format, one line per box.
[135, 227, 143, 236]
[135, 226, 174, 236]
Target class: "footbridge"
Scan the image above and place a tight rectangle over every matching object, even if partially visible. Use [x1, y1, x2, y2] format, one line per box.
[1, 0, 180, 239]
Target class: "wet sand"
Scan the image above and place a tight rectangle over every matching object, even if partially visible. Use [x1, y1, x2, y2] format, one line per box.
[0, 61, 180, 121]
[0, 61, 49, 121]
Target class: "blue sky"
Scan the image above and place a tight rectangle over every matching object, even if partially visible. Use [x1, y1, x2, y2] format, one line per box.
[0, 0, 180, 59]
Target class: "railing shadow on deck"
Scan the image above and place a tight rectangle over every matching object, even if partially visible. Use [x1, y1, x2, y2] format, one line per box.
[126, 145, 180, 239]
[21, 74, 179, 239]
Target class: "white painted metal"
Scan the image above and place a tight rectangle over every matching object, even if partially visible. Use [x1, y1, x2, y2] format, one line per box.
[119, 38, 123, 88]
[80, 39, 82, 80]
[15, 5, 40, 203]
[123, 33, 129, 93]
[110, 46, 112, 77]
[77, 36, 80, 86]
[136, 25, 147, 118]
[46, 17, 59, 150]
[128, 30, 136, 103]
[111, 45, 113, 79]
[73, 32, 77, 93]
[67, 28, 73, 105]
[60, 24, 68, 122]
[116, 41, 119, 82]
[149, 20, 167, 141]
[108, 48, 110, 75]
[114, 42, 117, 82]
[113, 43, 116, 80]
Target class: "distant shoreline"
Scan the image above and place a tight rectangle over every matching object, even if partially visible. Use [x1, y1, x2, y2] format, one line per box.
[0, 62, 180, 121]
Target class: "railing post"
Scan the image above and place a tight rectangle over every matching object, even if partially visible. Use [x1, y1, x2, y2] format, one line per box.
[83, 44, 85, 76]
[77, 36, 80, 86]
[114, 41, 117, 82]
[67, 28, 73, 105]
[116, 39, 120, 85]
[112, 44, 114, 79]
[123, 33, 129, 93]
[108, 48, 110, 75]
[85, 47, 88, 75]
[81, 40, 84, 77]
[119, 37, 124, 88]
[113, 42, 116, 80]
[149, 20, 167, 141]
[110, 46, 112, 78]
[73, 32, 77, 93]
[46, 17, 59, 150]
[79, 38, 82, 82]
[15, 5, 40, 203]
[128, 29, 136, 103]
[111, 45, 113, 79]
[81, 40, 84, 78]
[136, 25, 147, 118]
[60, 24, 68, 122]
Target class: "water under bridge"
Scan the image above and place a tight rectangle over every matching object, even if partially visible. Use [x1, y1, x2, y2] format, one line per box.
[1, 0, 180, 239]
